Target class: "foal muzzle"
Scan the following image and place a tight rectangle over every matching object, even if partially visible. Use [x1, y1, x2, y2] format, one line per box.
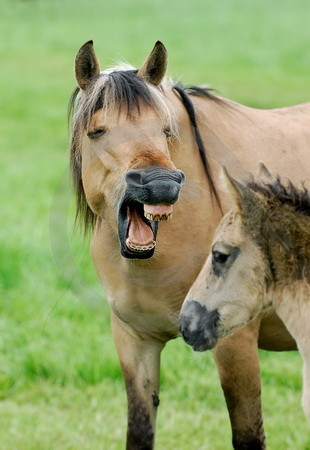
[179, 300, 220, 351]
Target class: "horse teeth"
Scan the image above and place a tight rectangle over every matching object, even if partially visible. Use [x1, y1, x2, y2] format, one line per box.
[126, 239, 156, 252]
[144, 212, 173, 221]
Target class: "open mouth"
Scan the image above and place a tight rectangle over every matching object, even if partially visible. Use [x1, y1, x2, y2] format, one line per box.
[118, 200, 173, 259]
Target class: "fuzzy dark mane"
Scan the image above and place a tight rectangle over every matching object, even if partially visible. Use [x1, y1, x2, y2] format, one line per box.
[248, 177, 310, 217]
[184, 85, 222, 103]
[68, 69, 221, 231]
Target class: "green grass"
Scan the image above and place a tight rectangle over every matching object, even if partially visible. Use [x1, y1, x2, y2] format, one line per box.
[0, 0, 309, 448]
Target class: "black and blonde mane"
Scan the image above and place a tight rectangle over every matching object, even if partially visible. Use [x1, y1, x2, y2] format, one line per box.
[68, 69, 222, 231]
[248, 177, 310, 217]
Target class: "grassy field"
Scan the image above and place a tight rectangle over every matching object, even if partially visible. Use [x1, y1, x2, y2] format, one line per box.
[0, 0, 309, 448]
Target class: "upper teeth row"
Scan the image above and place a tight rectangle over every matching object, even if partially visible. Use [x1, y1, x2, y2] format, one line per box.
[126, 240, 156, 252]
[144, 213, 173, 221]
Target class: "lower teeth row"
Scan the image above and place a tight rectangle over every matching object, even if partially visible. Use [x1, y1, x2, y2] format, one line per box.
[126, 240, 156, 252]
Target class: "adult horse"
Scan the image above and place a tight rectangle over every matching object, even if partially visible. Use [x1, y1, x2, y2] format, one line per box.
[69, 40, 310, 449]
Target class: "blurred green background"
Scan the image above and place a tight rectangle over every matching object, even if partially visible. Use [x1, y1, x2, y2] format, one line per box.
[0, 0, 309, 448]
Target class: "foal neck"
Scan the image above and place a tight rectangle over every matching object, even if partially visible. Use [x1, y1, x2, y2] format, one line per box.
[262, 205, 310, 285]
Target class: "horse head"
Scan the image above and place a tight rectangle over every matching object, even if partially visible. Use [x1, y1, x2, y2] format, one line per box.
[71, 41, 186, 259]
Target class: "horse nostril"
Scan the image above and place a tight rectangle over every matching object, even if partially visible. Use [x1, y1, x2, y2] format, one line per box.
[125, 170, 143, 186]
[179, 321, 190, 343]
[175, 169, 186, 186]
[182, 330, 190, 343]
[180, 328, 188, 341]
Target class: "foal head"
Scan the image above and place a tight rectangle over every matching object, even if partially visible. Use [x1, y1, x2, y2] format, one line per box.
[180, 165, 310, 351]
[69, 41, 185, 259]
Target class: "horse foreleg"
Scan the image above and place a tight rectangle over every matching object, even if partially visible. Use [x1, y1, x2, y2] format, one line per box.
[301, 357, 310, 422]
[213, 320, 266, 450]
[295, 336, 310, 422]
[111, 312, 164, 450]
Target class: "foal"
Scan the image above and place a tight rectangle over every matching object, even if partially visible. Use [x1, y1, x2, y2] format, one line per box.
[180, 165, 310, 420]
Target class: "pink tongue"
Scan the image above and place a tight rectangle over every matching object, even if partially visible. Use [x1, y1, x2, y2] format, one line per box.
[128, 208, 154, 246]
[143, 204, 173, 216]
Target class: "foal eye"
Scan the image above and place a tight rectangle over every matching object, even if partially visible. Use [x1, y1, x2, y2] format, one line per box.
[87, 128, 107, 139]
[163, 127, 172, 138]
[212, 250, 229, 264]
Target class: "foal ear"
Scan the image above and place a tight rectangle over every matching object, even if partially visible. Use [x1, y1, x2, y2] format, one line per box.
[221, 167, 256, 212]
[257, 162, 275, 184]
[137, 41, 168, 86]
[75, 40, 100, 91]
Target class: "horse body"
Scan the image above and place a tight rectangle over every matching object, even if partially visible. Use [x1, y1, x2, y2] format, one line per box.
[91, 92, 310, 342]
[180, 169, 310, 420]
[70, 40, 310, 449]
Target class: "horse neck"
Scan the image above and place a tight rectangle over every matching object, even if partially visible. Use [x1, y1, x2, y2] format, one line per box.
[187, 94, 256, 182]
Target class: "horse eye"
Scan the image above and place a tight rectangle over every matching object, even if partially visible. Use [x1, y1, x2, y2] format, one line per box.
[87, 128, 107, 139]
[163, 127, 172, 138]
[212, 251, 229, 264]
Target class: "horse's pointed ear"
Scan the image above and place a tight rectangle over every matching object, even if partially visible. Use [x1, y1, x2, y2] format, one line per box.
[137, 41, 168, 86]
[75, 40, 100, 91]
[257, 161, 274, 183]
[221, 166, 256, 212]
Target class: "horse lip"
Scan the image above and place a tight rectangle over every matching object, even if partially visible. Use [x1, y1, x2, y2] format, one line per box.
[117, 196, 159, 259]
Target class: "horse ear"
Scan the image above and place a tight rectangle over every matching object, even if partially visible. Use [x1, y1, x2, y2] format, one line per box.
[257, 161, 275, 184]
[137, 41, 168, 86]
[221, 166, 256, 212]
[75, 40, 100, 91]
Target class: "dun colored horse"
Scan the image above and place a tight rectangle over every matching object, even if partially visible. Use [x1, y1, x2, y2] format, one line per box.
[180, 165, 310, 421]
[69, 40, 310, 449]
